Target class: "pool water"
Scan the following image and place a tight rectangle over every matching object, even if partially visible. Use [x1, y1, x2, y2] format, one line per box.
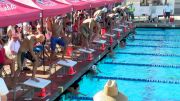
[61, 28, 180, 101]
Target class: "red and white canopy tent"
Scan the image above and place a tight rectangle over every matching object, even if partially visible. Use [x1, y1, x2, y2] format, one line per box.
[13, 0, 72, 18]
[55, 0, 91, 11]
[0, 0, 41, 27]
[114, 0, 124, 3]
[82, 0, 107, 8]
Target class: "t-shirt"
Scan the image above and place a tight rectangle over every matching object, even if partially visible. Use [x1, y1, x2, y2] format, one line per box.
[164, 5, 172, 13]
[9, 40, 20, 54]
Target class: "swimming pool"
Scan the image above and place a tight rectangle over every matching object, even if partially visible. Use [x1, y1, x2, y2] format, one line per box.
[62, 28, 180, 101]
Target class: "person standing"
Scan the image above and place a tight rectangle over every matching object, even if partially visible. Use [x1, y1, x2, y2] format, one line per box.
[128, 3, 135, 21]
[163, 3, 172, 23]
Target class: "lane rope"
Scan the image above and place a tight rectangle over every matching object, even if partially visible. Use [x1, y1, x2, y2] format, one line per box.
[134, 39, 180, 42]
[104, 62, 180, 69]
[115, 52, 180, 57]
[127, 44, 180, 49]
[136, 33, 180, 36]
[93, 76, 180, 84]
[69, 96, 93, 100]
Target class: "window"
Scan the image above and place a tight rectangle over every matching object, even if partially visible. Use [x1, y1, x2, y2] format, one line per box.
[140, 0, 163, 6]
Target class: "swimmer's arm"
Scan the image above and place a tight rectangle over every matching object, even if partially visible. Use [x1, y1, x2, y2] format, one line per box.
[97, 68, 102, 73]
[77, 92, 87, 96]
[89, 20, 94, 34]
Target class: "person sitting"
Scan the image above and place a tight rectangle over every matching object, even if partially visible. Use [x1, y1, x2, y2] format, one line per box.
[79, 16, 101, 49]
[17, 34, 45, 82]
[0, 39, 15, 77]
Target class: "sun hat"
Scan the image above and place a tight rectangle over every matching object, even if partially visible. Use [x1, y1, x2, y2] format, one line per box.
[93, 80, 128, 101]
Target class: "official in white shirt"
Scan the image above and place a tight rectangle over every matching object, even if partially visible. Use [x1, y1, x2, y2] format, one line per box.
[163, 3, 172, 22]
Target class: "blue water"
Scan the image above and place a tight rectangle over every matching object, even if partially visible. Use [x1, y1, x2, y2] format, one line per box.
[61, 28, 180, 101]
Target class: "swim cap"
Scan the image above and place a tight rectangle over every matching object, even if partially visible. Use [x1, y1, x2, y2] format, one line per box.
[101, 7, 107, 13]
[92, 65, 97, 71]
[95, 16, 101, 22]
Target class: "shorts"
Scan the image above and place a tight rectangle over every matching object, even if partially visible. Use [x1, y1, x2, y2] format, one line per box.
[50, 37, 65, 52]
[33, 45, 44, 53]
[21, 51, 35, 64]
[165, 12, 170, 18]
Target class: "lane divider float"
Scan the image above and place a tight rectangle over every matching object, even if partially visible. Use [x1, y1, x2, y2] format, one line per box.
[93, 76, 180, 84]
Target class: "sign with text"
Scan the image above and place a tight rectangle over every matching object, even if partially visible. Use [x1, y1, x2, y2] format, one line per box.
[0, 0, 16, 12]
[36, 0, 56, 6]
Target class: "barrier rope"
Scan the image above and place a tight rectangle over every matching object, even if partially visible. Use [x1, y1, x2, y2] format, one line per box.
[104, 62, 180, 69]
[69, 96, 93, 100]
[93, 76, 180, 84]
[127, 44, 180, 49]
[115, 52, 180, 57]
[136, 33, 180, 36]
[134, 38, 180, 42]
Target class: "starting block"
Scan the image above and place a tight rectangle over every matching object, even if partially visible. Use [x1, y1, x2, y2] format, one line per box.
[56, 59, 77, 76]
[57, 59, 77, 67]
[79, 48, 95, 61]
[119, 24, 128, 27]
[93, 40, 106, 51]
[105, 34, 115, 44]
[93, 39, 106, 44]
[104, 33, 115, 37]
[125, 21, 133, 24]
[79, 48, 95, 54]
[113, 28, 123, 32]
[119, 25, 128, 32]
[23, 78, 51, 99]
[113, 28, 122, 38]
[23, 78, 51, 89]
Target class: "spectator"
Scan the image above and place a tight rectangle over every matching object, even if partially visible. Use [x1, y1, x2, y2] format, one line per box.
[0, 39, 15, 77]
[5, 32, 20, 60]
[128, 3, 135, 20]
[0, 77, 9, 101]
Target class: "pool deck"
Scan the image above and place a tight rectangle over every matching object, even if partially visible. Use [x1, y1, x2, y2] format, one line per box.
[6, 21, 180, 101]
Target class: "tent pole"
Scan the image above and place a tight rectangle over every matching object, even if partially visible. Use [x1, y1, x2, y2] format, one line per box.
[40, 12, 46, 75]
